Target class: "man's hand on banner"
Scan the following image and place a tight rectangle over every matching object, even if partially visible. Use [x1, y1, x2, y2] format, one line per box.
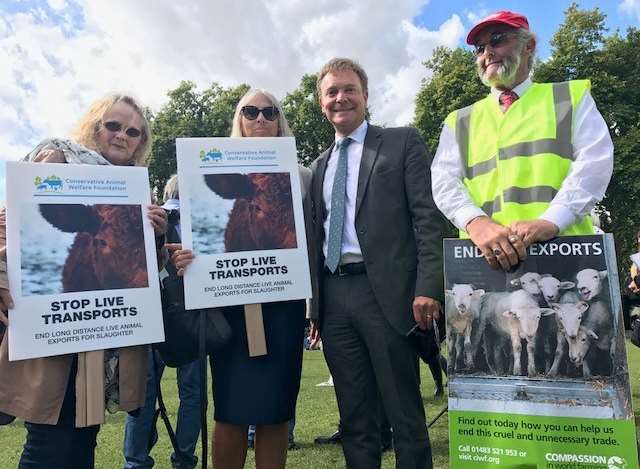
[509, 219, 559, 247]
[466, 216, 525, 270]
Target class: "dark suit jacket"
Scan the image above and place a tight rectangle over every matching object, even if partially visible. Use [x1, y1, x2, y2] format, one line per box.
[309, 123, 445, 335]
[299, 164, 318, 318]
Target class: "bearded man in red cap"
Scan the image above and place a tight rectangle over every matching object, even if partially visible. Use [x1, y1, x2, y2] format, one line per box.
[431, 10, 613, 270]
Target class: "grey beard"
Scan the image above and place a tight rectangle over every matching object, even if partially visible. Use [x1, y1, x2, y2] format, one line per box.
[478, 49, 522, 88]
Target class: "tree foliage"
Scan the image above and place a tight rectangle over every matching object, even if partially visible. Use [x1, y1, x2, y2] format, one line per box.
[147, 77, 333, 193]
[282, 74, 334, 166]
[413, 47, 485, 154]
[144, 5, 639, 279]
[413, 4, 640, 274]
[146, 81, 249, 196]
[535, 4, 640, 272]
[535, 3, 606, 82]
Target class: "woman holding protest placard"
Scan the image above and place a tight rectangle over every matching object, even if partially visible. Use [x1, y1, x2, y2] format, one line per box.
[170, 89, 309, 469]
[0, 93, 167, 469]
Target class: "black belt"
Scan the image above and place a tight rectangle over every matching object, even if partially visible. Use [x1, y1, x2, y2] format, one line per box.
[324, 262, 366, 276]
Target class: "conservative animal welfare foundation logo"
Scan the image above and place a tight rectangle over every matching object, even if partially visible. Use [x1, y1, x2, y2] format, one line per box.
[34, 175, 63, 192]
[199, 148, 223, 163]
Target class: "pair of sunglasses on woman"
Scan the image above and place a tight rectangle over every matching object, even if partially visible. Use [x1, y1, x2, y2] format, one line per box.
[102, 121, 143, 138]
[104, 106, 279, 137]
[240, 105, 280, 121]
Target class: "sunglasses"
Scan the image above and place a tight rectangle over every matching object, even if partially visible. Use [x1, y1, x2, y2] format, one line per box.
[241, 105, 279, 121]
[102, 121, 142, 138]
[474, 32, 514, 56]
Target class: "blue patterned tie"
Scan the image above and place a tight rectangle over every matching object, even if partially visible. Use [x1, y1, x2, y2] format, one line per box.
[325, 137, 353, 273]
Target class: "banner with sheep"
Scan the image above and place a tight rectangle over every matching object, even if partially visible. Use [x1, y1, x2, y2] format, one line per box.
[5, 162, 164, 361]
[444, 235, 638, 469]
[176, 137, 311, 310]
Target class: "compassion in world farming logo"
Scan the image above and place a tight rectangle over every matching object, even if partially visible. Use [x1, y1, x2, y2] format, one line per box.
[607, 455, 627, 469]
[34, 175, 63, 192]
[544, 453, 627, 468]
[199, 148, 223, 163]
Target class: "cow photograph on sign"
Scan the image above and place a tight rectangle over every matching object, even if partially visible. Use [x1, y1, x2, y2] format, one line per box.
[176, 137, 311, 310]
[444, 236, 633, 416]
[21, 203, 148, 295]
[191, 172, 297, 255]
[7, 162, 164, 361]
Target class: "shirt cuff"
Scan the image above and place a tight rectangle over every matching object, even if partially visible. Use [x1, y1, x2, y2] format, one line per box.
[539, 205, 574, 232]
[454, 206, 488, 232]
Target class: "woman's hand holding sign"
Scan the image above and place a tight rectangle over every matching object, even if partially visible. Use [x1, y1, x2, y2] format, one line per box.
[166, 243, 194, 276]
[0, 244, 12, 326]
[147, 205, 168, 236]
[0, 289, 14, 326]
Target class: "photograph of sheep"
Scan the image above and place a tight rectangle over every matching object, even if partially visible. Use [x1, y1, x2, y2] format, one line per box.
[443, 235, 635, 419]
[444, 236, 624, 382]
[21, 203, 149, 295]
[190, 172, 298, 255]
[444, 235, 636, 424]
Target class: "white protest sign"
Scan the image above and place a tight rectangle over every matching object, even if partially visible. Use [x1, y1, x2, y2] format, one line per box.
[177, 137, 312, 310]
[6, 162, 164, 360]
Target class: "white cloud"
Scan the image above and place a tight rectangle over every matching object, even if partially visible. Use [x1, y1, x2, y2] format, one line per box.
[0, 0, 465, 161]
[465, 7, 489, 26]
[47, 0, 67, 10]
[619, 0, 640, 21]
[376, 15, 464, 125]
[0, 140, 31, 163]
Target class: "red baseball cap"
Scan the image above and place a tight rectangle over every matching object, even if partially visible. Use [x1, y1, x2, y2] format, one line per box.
[466, 10, 529, 45]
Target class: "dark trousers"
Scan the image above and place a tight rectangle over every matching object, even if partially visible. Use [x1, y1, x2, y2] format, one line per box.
[426, 354, 444, 389]
[19, 357, 100, 469]
[321, 272, 431, 469]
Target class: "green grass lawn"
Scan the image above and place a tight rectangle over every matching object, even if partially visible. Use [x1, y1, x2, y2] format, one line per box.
[1, 343, 639, 469]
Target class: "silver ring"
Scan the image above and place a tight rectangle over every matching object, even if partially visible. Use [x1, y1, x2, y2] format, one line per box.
[508, 234, 520, 243]
[493, 248, 502, 256]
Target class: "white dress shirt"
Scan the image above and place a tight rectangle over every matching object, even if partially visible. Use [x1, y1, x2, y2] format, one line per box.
[431, 78, 614, 231]
[322, 120, 368, 264]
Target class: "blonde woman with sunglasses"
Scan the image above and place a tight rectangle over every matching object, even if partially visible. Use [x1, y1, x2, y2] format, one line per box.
[0, 93, 167, 469]
[171, 89, 312, 469]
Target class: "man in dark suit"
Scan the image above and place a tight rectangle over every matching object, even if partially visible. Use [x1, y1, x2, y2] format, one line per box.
[308, 57, 445, 469]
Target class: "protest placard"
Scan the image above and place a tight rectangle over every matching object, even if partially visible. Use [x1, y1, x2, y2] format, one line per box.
[5, 162, 164, 360]
[444, 235, 638, 468]
[176, 137, 312, 310]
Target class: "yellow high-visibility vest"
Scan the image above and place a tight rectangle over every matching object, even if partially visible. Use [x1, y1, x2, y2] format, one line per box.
[444, 80, 594, 237]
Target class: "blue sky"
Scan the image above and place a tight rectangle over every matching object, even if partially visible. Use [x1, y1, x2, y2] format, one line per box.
[415, 0, 638, 58]
[0, 0, 638, 205]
